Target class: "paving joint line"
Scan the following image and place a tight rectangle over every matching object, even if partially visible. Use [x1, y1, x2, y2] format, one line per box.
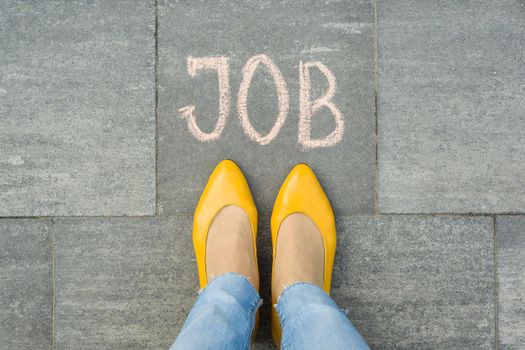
[154, 0, 160, 217]
[493, 215, 499, 350]
[0, 215, 160, 219]
[1, 213, 522, 221]
[51, 217, 56, 350]
[376, 212, 524, 217]
[372, 0, 379, 215]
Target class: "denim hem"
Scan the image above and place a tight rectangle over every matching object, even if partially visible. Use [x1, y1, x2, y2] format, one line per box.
[206, 271, 257, 289]
[274, 281, 326, 307]
[205, 272, 262, 314]
[171, 272, 263, 350]
[274, 281, 327, 346]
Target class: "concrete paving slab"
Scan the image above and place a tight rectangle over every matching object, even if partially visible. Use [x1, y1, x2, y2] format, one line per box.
[54, 217, 195, 350]
[496, 216, 525, 349]
[53, 215, 279, 349]
[0, 219, 52, 350]
[157, 0, 376, 216]
[54, 215, 495, 349]
[378, 0, 525, 213]
[0, 1, 156, 216]
[333, 216, 495, 349]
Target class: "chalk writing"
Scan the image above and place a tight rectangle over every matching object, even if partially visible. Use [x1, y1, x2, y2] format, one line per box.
[298, 61, 344, 149]
[178, 56, 230, 141]
[237, 54, 289, 145]
[179, 55, 345, 150]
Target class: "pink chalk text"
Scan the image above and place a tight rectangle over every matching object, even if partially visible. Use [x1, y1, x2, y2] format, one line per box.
[179, 54, 345, 150]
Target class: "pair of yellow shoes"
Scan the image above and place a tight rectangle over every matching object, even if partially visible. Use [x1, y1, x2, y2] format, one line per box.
[193, 160, 336, 347]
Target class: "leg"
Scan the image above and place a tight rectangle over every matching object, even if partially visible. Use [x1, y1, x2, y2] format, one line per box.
[172, 161, 260, 350]
[270, 165, 371, 349]
[170, 273, 261, 350]
[276, 282, 369, 350]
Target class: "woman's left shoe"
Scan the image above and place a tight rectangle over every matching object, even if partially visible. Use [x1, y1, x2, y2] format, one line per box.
[193, 159, 258, 288]
[192, 160, 260, 337]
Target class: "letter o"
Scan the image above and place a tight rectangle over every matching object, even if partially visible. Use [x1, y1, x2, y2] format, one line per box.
[237, 54, 289, 145]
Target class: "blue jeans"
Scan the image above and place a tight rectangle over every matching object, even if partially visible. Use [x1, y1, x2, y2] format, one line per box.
[170, 273, 370, 350]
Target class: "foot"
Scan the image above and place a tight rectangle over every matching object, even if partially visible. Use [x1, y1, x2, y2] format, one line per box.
[206, 205, 259, 290]
[272, 213, 324, 299]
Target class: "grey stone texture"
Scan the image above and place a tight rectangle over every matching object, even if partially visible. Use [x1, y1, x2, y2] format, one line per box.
[157, 0, 376, 216]
[332, 216, 495, 349]
[497, 216, 525, 349]
[378, 0, 525, 213]
[54, 217, 196, 350]
[0, 0, 156, 216]
[0, 219, 52, 350]
[52, 216, 278, 350]
[52, 215, 496, 349]
[2, 0, 523, 349]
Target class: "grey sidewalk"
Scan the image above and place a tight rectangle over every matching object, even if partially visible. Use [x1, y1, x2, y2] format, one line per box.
[1, 1, 524, 349]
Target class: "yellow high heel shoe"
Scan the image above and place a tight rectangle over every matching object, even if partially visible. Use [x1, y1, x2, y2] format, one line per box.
[270, 164, 337, 348]
[193, 159, 260, 337]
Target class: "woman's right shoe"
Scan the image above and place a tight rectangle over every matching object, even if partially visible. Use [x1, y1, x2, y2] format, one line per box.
[270, 164, 337, 348]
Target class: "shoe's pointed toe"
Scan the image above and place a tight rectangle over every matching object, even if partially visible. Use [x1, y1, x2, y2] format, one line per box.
[272, 164, 332, 216]
[198, 160, 252, 209]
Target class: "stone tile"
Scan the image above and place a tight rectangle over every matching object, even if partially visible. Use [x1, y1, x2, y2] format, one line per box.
[332, 216, 495, 349]
[378, 0, 525, 213]
[54, 215, 278, 349]
[0, 219, 52, 349]
[0, 1, 156, 216]
[54, 217, 196, 350]
[53, 215, 496, 349]
[158, 0, 375, 216]
[496, 216, 525, 349]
